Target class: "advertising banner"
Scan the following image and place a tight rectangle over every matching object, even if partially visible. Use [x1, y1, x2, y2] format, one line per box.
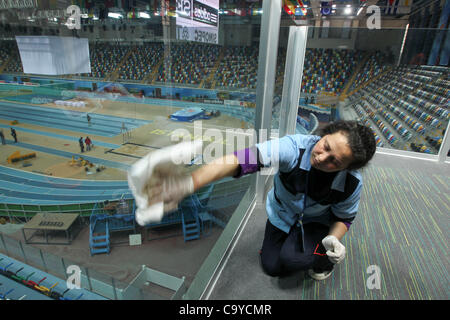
[176, 0, 219, 44]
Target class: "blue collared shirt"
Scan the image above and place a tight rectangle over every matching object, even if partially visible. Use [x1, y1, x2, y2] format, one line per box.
[255, 134, 362, 234]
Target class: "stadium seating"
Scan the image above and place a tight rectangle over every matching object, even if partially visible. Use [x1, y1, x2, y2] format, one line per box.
[0, 43, 12, 68]
[301, 48, 364, 94]
[0, 40, 392, 96]
[214, 45, 259, 90]
[0, 39, 448, 157]
[117, 43, 164, 81]
[75, 43, 130, 79]
[348, 50, 389, 92]
[347, 64, 449, 154]
[156, 43, 220, 86]
[2, 42, 23, 74]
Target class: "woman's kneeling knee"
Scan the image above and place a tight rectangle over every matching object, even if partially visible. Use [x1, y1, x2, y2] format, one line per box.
[279, 251, 314, 271]
[260, 257, 283, 277]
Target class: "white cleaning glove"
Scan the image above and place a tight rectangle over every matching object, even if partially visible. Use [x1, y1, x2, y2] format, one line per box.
[127, 140, 202, 226]
[322, 235, 346, 264]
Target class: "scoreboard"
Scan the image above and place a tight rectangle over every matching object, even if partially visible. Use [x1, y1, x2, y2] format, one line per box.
[176, 0, 219, 44]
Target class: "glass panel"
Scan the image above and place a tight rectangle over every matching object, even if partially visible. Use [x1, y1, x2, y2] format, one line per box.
[278, 24, 449, 156]
[1, 0, 449, 301]
[0, 0, 259, 300]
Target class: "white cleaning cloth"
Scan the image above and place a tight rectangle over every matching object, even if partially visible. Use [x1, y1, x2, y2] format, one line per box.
[127, 140, 202, 226]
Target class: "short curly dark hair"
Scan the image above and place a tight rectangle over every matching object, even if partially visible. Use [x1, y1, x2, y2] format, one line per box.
[314, 120, 376, 170]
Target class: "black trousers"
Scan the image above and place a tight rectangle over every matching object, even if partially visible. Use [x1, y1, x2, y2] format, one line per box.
[260, 219, 334, 277]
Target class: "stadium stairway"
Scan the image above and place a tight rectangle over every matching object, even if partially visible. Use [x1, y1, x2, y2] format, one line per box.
[89, 214, 137, 255]
[181, 209, 201, 242]
[179, 184, 215, 242]
[347, 65, 393, 98]
[89, 213, 111, 256]
[201, 47, 226, 89]
[340, 52, 371, 99]
[89, 200, 136, 255]
[148, 56, 166, 84]
[144, 184, 220, 242]
[108, 48, 134, 82]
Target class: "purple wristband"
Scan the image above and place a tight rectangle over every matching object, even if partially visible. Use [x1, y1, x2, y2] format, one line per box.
[342, 221, 352, 230]
[331, 210, 353, 231]
[233, 147, 260, 178]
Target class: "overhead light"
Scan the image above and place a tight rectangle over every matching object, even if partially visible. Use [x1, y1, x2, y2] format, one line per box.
[332, 4, 336, 8]
[139, 12, 150, 19]
[108, 12, 123, 19]
[344, 7, 352, 14]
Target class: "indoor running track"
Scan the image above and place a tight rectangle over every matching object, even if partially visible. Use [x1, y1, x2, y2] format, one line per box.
[0, 100, 151, 137]
[0, 165, 132, 205]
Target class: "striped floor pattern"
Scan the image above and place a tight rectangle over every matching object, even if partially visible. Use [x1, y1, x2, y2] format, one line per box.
[297, 164, 449, 300]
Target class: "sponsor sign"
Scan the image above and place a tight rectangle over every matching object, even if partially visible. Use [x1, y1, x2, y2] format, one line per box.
[176, 0, 219, 44]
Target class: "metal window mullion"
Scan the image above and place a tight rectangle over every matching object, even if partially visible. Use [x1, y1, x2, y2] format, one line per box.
[253, 0, 282, 204]
[279, 26, 309, 138]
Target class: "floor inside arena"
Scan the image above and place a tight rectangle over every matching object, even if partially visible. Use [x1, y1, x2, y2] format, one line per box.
[0, 93, 249, 299]
[0, 97, 244, 180]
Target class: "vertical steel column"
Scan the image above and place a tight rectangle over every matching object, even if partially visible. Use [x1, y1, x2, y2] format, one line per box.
[253, 0, 282, 203]
[279, 26, 309, 138]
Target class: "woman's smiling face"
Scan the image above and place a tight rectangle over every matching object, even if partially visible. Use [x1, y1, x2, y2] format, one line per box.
[310, 131, 354, 172]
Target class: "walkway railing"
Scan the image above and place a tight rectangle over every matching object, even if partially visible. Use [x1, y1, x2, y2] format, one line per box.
[0, 235, 177, 300]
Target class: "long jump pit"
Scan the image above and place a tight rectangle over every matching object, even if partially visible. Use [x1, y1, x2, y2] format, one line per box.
[105, 143, 160, 160]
